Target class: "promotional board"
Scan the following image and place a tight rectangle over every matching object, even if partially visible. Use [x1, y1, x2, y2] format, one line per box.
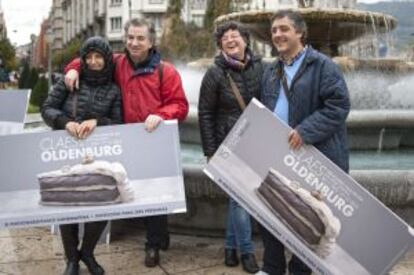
[0, 121, 186, 229]
[0, 89, 30, 135]
[204, 99, 414, 275]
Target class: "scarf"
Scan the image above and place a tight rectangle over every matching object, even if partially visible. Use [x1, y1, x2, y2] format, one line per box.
[221, 50, 251, 70]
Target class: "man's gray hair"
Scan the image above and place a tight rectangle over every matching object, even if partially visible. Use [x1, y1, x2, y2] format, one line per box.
[123, 18, 156, 45]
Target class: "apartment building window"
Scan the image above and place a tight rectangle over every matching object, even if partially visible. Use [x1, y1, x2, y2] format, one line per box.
[191, 0, 206, 10]
[146, 14, 162, 31]
[110, 17, 122, 31]
[280, 0, 294, 4]
[191, 15, 203, 27]
[111, 0, 122, 5]
[149, 0, 164, 4]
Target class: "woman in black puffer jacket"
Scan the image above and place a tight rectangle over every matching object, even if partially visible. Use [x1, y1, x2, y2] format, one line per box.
[198, 21, 263, 274]
[198, 24, 263, 157]
[41, 36, 122, 275]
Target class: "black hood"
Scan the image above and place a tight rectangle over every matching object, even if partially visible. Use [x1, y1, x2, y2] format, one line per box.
[80, 36, 114, 86]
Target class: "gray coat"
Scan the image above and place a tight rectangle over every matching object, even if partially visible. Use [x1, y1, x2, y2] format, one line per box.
[261, 47, 350, 172]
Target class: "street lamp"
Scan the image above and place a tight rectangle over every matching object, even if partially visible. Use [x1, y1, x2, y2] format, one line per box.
[45, 28, 53, 91]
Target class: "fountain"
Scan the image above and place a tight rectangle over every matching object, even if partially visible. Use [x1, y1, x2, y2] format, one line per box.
[211, 0, 414, 151]
[172, 0, 414, 232]
[216, 8, 396, 56]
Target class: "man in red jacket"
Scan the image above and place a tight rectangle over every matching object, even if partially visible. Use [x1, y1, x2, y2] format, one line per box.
[65, 18, 189, 268]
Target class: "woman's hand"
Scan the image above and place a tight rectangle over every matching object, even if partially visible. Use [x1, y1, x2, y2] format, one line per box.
[65, 121, 80, 137]
[77, 119, 97, 139]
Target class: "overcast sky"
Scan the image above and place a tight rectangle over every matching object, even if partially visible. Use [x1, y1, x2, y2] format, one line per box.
[2, 0, 52, 46]
[0, 0, 402, 46]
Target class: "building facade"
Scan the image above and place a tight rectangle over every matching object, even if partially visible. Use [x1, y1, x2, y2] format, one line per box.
[107, 0, 208, 50]
[32, 20, 49, 70]
[50, 0, 207, 52]
[0, 0, 7, 40]
[49, 0, 64, 56]
[248, 0, 357, 10]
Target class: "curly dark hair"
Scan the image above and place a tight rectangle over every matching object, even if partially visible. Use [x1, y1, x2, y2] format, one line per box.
[214, 21, 250, 49]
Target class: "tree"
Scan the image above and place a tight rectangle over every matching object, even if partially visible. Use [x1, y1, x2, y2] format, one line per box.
[159, 0, 233, 61]
[18, 62, 30, 89]
[0, 38, 17, 70]
[166, 0, 182, 15]
[27, 68, 39, 89]
[52, 38, 81, 72]
[185, 23, 212, 59]
[203, 0, 215, 31]
[202, 0, 232, 56]
[214, 1, 232, 20]
[30, 76, 48, 107]
[159, 0, 189, 61]
[204, 0, 232, 31]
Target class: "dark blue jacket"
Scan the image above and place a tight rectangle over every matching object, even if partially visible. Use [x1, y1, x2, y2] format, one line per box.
[261, 47, 350, 172]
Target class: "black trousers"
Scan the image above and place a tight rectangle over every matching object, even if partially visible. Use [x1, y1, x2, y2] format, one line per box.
[144, 214, 169, 250]
[60, 221, 107, 261]
[260, 225, 311, 275]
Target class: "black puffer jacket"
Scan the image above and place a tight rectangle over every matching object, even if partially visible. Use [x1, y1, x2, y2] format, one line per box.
[198, 52, 263, 157]
[41, 37, 122, 130]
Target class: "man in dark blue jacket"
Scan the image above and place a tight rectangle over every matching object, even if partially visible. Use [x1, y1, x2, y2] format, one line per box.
[259, 10, 350, 275]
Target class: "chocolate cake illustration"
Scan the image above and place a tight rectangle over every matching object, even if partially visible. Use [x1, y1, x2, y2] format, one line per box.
[38, 157, 134, 206]
[257, 168, 341, 257]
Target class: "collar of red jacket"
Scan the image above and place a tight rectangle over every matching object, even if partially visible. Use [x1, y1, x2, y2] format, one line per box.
[124, 48, 161, 76]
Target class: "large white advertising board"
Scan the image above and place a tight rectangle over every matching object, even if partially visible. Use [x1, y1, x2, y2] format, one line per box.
[0, 121, 186, 229]
[205, 99, 414, 275]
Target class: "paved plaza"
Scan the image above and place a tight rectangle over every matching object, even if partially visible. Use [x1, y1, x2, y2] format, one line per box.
[0, 220, 412, 275]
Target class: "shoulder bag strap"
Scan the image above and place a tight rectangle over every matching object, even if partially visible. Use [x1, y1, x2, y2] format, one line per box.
[279, 63, 291, 101]
[226, 72, 246, 111]
[281, 73, 290, 99]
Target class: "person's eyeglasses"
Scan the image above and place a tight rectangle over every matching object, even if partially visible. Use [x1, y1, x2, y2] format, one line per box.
[221, 34, 241, 42]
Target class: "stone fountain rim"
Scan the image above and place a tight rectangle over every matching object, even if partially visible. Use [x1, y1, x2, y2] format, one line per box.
[183, 106, 414, 128]
[215, 8, 397, 30]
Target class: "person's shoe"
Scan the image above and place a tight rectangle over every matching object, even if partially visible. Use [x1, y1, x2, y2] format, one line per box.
[145, 248, 160, 267]
[241, 253, 260, 273]
[224, 248, 239, 267]
[80, 254, 105, 275]
[63, 261, 79, 275]
[160, 234, 170, 251]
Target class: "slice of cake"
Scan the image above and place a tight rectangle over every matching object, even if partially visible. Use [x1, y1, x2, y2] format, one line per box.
[38, 159, 134, 206]
[257, 168, 341, 257]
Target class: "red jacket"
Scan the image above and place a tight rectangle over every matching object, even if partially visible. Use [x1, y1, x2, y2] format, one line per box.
[65, 51, 189, 123]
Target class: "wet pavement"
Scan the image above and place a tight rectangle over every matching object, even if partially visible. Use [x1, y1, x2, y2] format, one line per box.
[0, 220, 412, 275]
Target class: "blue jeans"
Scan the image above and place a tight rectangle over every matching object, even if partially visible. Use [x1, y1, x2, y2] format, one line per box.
[225, 198, 254, 255]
